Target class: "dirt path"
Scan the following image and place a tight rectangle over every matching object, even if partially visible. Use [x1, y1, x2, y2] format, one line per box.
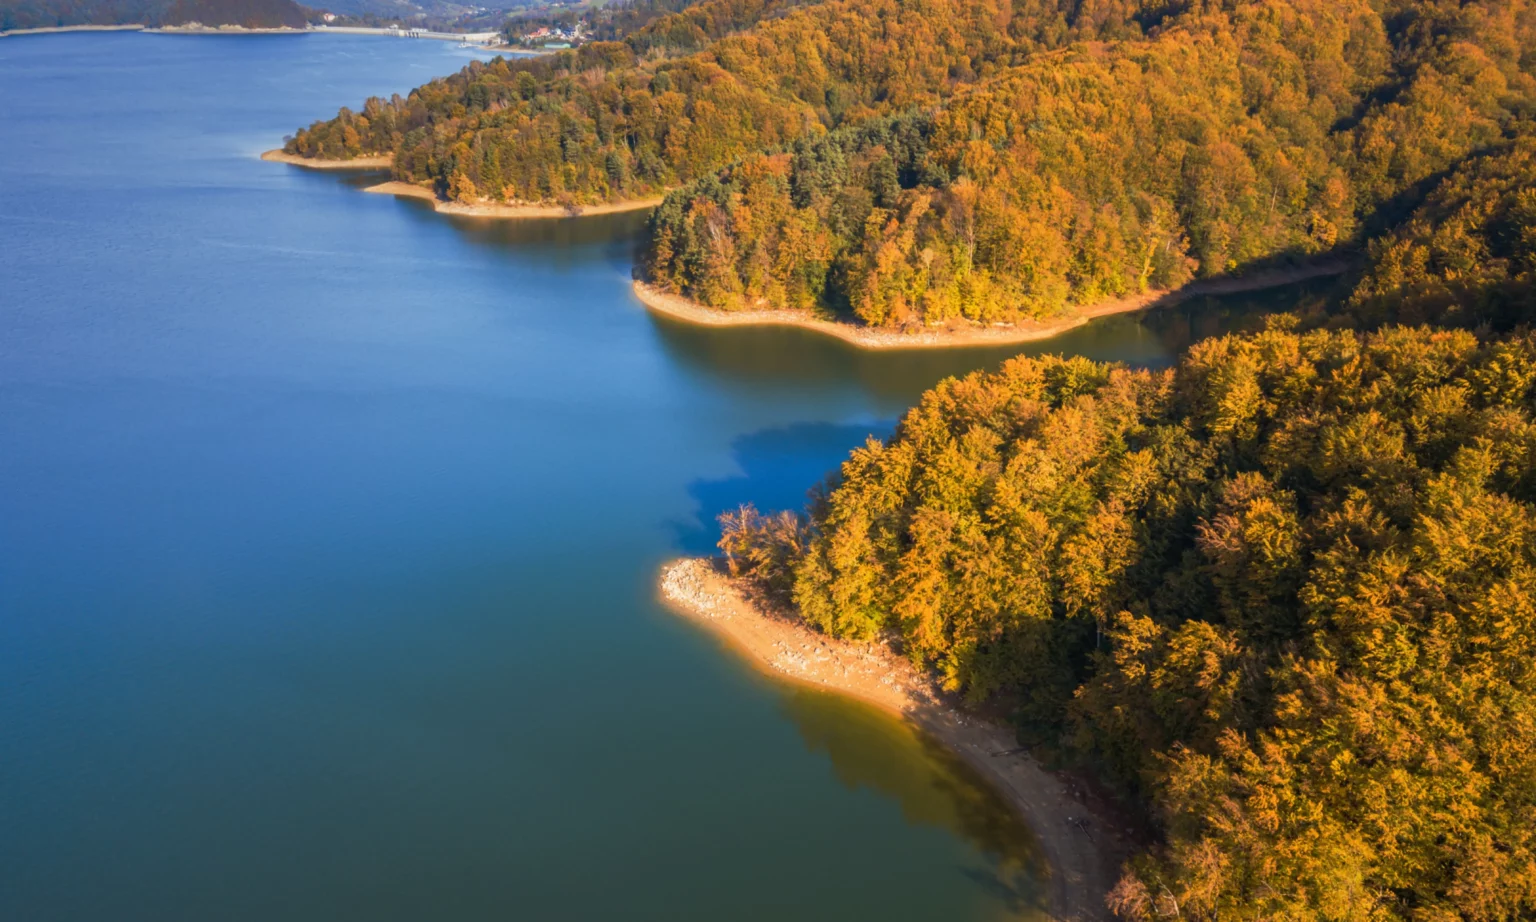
[659, 558, 1128, 922]
[635, 259, 1348, 351]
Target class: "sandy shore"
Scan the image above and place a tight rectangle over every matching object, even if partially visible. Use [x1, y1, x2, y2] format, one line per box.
[1, 24, 146, 36]
[365, 180, 664, 218]
[261, 149, 393, 170]
[148, 25, 307, 35]
[635, 259, 1348, 351]
[659, 558, 1124, 922]
[3, 24, 310, 36]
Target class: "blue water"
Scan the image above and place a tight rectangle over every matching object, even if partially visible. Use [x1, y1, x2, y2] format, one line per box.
[0, 32, 1287, 921]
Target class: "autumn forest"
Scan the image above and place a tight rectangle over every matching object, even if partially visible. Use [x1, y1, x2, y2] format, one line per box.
[286, 0, 1536, 918]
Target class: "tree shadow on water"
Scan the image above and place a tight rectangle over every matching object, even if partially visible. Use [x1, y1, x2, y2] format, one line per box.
[316, 169, 651, 260]
[648, 272, 1351, 408]
[672, 421, 895, 556]
[779, 687, 1052, 918]
[958, 864, 1051, 919]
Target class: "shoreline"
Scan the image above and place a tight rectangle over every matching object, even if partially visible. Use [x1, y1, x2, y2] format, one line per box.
[312, 25, 529, 47]
[3, 24, 522, 42]
[261, 149, 394, 170]
[634, 259, 1349, 351]
[0, 24, 145, 36]
[260, 151, 663, 217]
[365, 180, 664, 219]
[146, 25, 307, 35]
[2, 24, 306, 37]
[659, 558, 1123, 922]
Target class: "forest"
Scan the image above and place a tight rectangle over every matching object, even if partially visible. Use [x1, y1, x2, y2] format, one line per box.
[277, 0, 1536, 915]
[0, 0, 308, 29]
[718, 49, 1536, 920]
[282, 0, 1180, 201]
[646, 0, 1536, 325]
[284, 0, 1534, 333]
[722, 173, 1535, 915]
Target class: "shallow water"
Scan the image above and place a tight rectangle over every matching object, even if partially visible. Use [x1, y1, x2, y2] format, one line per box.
[0, 32, 1329, 921]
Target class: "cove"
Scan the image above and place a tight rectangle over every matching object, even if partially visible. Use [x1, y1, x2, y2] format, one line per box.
[0, 32, 1337, 921]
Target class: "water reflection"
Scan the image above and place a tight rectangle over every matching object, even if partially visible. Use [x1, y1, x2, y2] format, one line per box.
[434, 207, 650, 254]
[281, 171, 1340, 922]
[779, 688, 1050, 921]
[649, 275, 1346, 409]
[674, 422, 894, 555]
[330, 170, 652, 247]
[316, 167, 1345, 414]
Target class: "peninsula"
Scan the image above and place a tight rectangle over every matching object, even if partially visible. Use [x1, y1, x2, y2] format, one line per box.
[277, 0, 1536, 915]
[661, 558, 1124, 922]
[260, 149, 393, 170]
[363, 181, 663, 219]
[633, 260, 1348, 351]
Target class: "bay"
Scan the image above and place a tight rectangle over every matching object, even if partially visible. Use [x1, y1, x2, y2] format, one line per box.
[0, 32, 1323, 921]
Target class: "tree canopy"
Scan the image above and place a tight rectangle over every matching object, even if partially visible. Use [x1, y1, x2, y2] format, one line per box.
[0, 0, 308, 29]
[274, 0, 1536, 914]
[717, 120, 1536, 910]
[724, 316, 1536, 919]
[1345, 135, 1536, 332]
[283, 0, 1183, 203]
[647, 0, 1536, 327]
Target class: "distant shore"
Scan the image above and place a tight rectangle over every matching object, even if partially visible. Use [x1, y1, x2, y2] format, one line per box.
[635, 260, 1348, 350]
[310, 25, 530, 47]
[659, 558, 1122, 922]
[3, 24, 521, 42]
[1, 23, 306, 37]
[261, 149, 394, 170]
[365, 180, 664, 219]
[147, 25, 307, 35]
[0, 24, 145, 36]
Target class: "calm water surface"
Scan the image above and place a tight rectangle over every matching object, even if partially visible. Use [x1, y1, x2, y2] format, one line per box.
[0, 33, 1315, 921]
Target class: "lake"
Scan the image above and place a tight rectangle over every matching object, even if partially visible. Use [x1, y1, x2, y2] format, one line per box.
[0, 32, 1320, 921]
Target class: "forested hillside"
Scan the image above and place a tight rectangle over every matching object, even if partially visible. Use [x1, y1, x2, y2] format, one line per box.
[1346, 135, 1536, 331]
[0, 0, 307, 29]
[723, 325, 1536, 919]
[282, 0, 1180, 202]
[716, 54, 1536, 915]
[648, 0, 1536, 325]
[2, 0, 152, 28]
[285, 0, 1535, 333]
[164, 0, 306, 26]
[272, 0, 1536, 914]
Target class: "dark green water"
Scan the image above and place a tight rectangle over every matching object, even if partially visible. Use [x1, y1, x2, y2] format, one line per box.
[0, 32, 1331, 921]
